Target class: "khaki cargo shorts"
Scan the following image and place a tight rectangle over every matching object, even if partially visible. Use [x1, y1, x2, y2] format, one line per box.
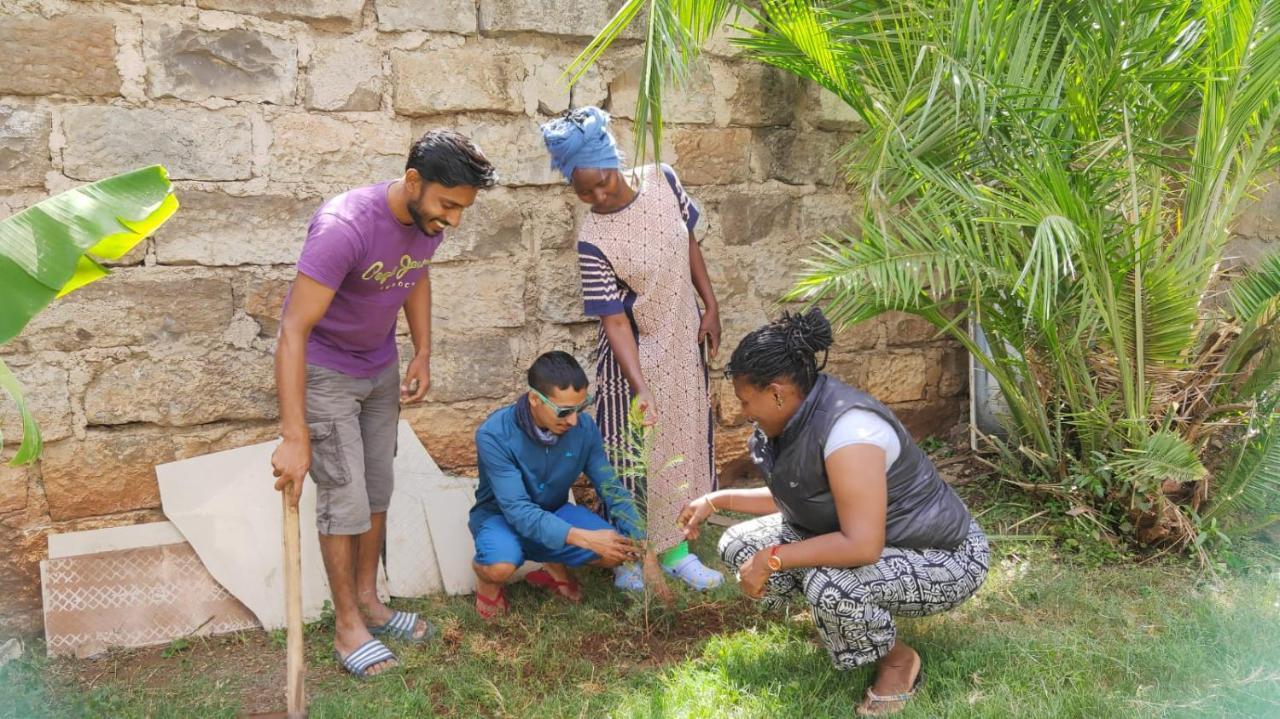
[305, 362, 399, 535]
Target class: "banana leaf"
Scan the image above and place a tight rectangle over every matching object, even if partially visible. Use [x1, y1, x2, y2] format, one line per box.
[0, 165, 178, 465]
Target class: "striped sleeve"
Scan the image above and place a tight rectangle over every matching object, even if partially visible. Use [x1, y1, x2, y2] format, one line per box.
[660, 163, 700, 233]
[578, 241, 626, 317]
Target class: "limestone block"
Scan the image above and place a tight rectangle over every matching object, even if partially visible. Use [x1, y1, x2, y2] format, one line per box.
[669, 127, 753, 185]
[304, 35, 382, 111]
[521, 53, 607, 117]
[0, 358, 71, 444]
[0, 15, 121, 97]
[268, 112, 410, 189]
[41, 423, 277, 521]
[883, 311, 939, 346]
[535, 248, 585, 324]
[153, 190, 317, 266]
[520, 187, 577, 250]
[0, 104, 51, 187]
[717, 190, 800, 246]
[445, 115, 562, 186]
[9, 270, 234, 352]
[401, 402, 492, 471]
[61, 106, 253, 182]
[84, 350, 277, 427]
[938, 346, 968, 398]
[392, 48, 524, 116]
[0, 465, 27, 515]
[610, 61, 718, 125]
[755, 128, 852, 186]
[478, 0, 623, 38]
[376, 0, 477, 34]
[713, 377, 745, 426]
[431, 258, 528, 330]
[860, 351, 928, 403]
[801, 82, 863, 131]
[728, 64, 799, 127]
[800, 191, 857, 238]
[1235, 174, 1280, 242]
[195, 0, 365, 30]
[416, 332, 517, 402]
[432, 186, 526, 262]
[0, 522, 46, 635]
[145, 23, 297, 104]
[238, 269, 294, 337]
[892, 398, 965, 440]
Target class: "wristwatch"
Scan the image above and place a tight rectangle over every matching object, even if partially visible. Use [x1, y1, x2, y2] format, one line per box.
[766, 545, 783, 572]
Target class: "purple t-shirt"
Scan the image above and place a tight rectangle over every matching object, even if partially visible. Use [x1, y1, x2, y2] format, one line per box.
[284, 182, 443, 378]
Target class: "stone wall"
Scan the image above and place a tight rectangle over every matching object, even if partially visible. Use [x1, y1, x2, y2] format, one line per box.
[0, 0, 969, 635]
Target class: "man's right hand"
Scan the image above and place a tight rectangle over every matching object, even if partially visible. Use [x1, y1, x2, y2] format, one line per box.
[570, 528, 640, 565]
[271, 436, 310, 507]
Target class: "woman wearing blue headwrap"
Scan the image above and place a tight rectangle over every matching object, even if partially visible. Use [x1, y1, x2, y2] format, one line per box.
[540, 106, 724, 592]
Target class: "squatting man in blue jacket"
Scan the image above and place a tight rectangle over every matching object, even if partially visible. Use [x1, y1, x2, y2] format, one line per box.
[467, 351, 644, 618]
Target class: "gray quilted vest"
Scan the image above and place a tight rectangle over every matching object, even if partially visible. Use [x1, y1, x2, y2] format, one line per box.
[748, 374, 971, 550]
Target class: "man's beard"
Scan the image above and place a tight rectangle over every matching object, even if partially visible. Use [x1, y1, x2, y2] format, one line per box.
[406, 200, 445, 235]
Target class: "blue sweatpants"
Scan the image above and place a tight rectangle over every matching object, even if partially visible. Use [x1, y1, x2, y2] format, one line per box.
[472, 503, 614, 567]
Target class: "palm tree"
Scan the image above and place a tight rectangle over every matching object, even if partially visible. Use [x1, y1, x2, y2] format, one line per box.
[569, 0, 1280, 550]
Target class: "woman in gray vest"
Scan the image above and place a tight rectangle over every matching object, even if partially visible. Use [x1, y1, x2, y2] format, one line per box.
[678, 309, 989, 716]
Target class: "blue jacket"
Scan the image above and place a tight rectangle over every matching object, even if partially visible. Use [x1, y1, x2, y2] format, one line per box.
[469, 404, 642, 549]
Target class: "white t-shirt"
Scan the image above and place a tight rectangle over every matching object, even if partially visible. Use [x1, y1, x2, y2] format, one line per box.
[822, 409, 901, 469]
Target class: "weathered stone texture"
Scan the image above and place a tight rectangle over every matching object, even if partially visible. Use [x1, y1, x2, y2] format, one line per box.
[718, 190, 800, 246]
[670, 128, 753, 185]
[610, 63, 719, 126]
[431, 259, 528, 330]
[756, 128, 853, 185]
[0, 465, 27, 515]
[84, 350, 277, 427]
[154, 190, 317, 266]
[0, 104, 51, 187]
[146, 23, 298, 104]
[9, 271, 234, 353]
[433, 187, 526, 262]
[414, 333, 517, 402]
[196, 0, 366, 29]
[445, 115, 563, 185]
[535, 249, 585, 324]
[479, 0, 621, 38]
[0, 359, 72, 444]
[268, 112, 410, 188]
[41, 423, 278, 521]
[728, 64, 801, 127]
[0, 15, 121, 97]
[305, 35, 383, 111]
[376, 0, 478, 34]
[238, 270, 294, 337]
[393, 49, 524, 116]
[61, 106, 254, 181]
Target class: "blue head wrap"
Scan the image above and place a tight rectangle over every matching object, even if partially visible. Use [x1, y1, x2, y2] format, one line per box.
[540, 106, 621, 183]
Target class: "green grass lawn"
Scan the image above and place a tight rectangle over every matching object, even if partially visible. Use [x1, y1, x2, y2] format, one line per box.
[3, 518, 1278, 718]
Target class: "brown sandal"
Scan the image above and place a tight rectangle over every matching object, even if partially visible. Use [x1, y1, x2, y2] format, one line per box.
[475, 587, 508, 620]
[856, 655, 924, 716]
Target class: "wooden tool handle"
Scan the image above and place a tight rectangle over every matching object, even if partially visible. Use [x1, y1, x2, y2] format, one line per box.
[283, 489, 306, 718]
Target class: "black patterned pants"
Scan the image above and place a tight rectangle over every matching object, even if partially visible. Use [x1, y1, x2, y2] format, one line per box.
[718, 514, 990, 669]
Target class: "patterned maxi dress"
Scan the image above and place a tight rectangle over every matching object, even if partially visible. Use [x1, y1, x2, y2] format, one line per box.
[576, 164, 715, 551]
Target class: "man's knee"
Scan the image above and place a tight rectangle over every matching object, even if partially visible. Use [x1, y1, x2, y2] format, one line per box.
[474, 561, 519, 584]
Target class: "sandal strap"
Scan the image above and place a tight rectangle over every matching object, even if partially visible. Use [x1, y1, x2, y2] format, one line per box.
[476, 589, 507, 607]
[338, 639, 395, 678]
[370, 610, 421, 639]
[864, 688, 916, 704]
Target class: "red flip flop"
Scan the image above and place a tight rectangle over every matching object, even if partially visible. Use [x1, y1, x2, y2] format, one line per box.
[525, 569, 582, 603]
[475, 587, 508, 620]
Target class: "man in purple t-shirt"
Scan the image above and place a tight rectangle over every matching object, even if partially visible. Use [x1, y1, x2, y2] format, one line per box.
[270, 130, 495, 679]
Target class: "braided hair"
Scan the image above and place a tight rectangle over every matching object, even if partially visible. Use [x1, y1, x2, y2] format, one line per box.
[725, 308, 834, 392]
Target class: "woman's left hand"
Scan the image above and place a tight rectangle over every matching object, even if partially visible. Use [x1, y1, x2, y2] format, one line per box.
[698, 307, 722, 359]
[737, 549, 773, 599]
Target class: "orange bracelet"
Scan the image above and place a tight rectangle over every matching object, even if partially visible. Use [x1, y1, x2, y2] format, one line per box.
[705, 495, 719, 514]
